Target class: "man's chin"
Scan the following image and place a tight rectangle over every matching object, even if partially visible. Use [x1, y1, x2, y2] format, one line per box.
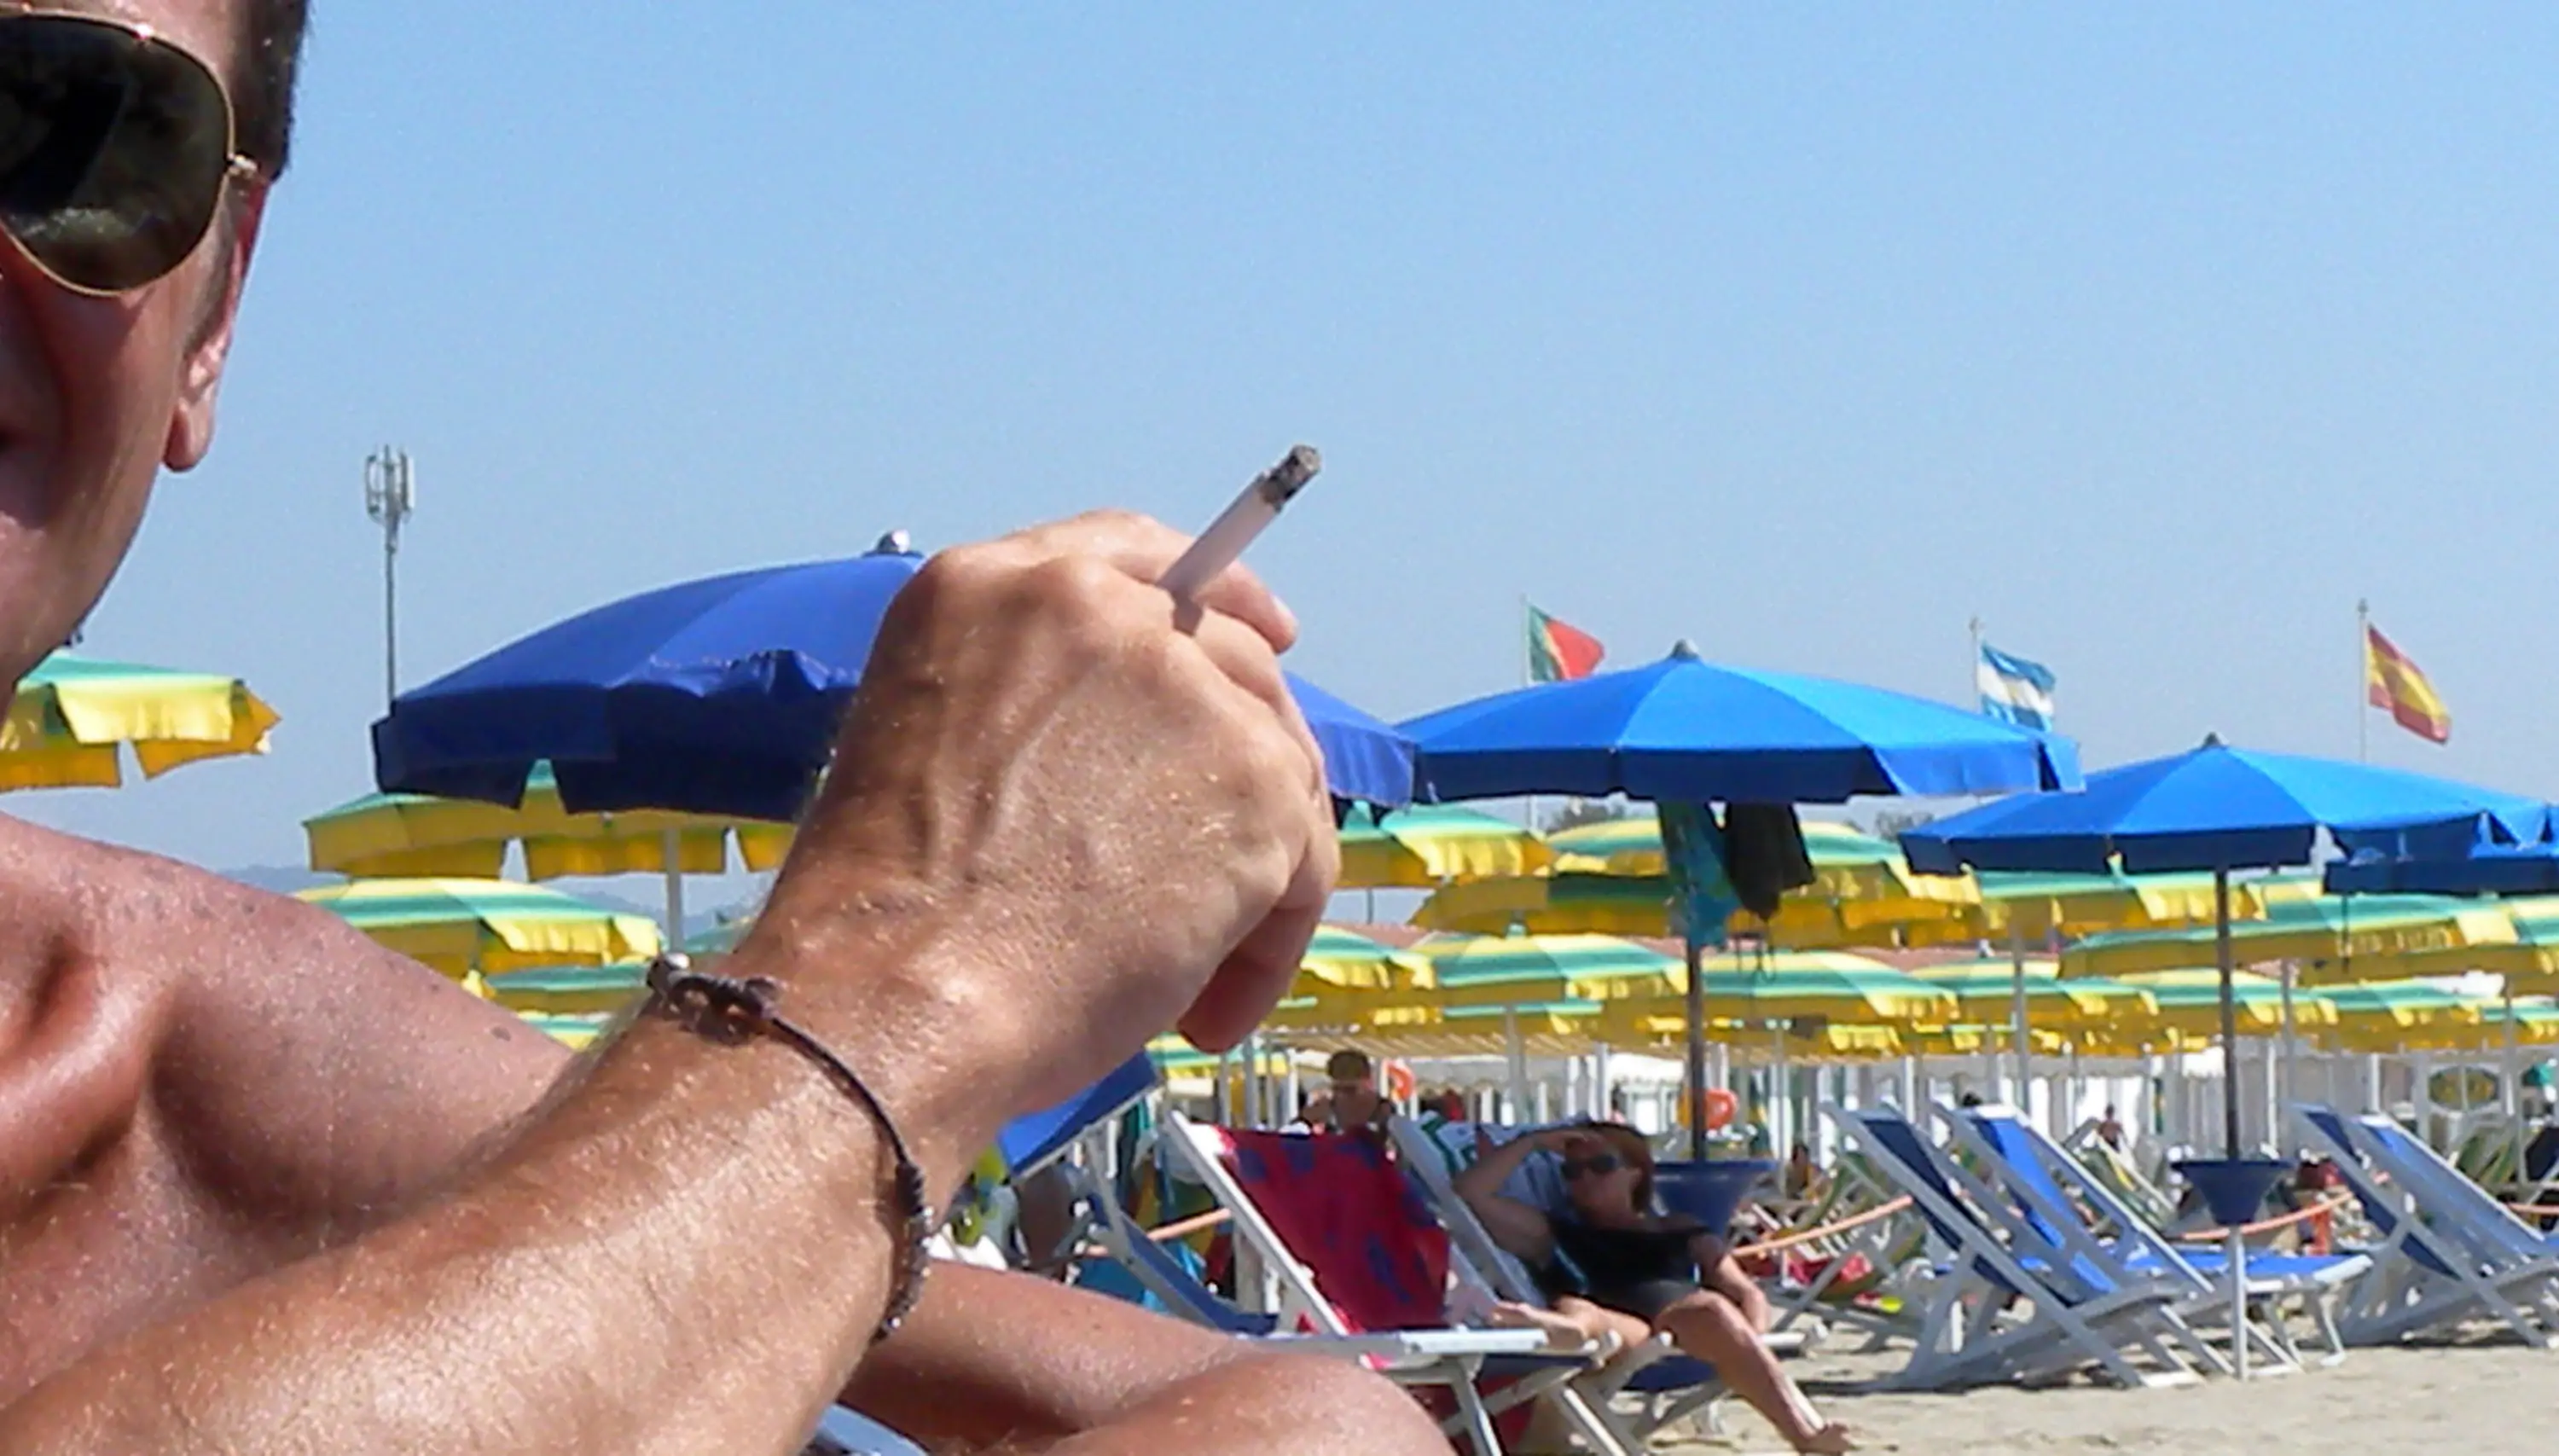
[0, 549, 80, 687]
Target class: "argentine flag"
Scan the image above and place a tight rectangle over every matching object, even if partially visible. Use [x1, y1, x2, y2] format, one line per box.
[1977, 642, 2057, 731]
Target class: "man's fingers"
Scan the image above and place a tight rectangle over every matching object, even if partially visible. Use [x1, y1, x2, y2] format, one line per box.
[989, 509, 1297, 652]
[1178, 892, 1326, 1053]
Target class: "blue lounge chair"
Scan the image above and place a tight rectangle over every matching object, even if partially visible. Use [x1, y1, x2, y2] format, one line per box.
[2295, 1104, 2559, 1349]
[1825, 1104, 2209, 1390]
[1943, 1103, 2366, 1370]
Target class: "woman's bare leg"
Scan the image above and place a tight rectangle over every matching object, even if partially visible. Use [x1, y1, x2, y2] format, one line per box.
[1654, 1291, 1852, 1453]
[1488, 1296, 1644, 1357]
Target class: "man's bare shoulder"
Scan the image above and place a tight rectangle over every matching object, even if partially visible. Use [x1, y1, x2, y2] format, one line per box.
[0, 813, 368, 979]
[0, 813, 570, 1219]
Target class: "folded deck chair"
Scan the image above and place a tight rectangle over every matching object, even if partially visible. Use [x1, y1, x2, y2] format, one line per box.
[2295, 1105, 2559, 1349]
[1382, 1115, 1755, 1449]
[1146, 1117, 1612, 1455]
[1944, 1104, 2367, 1371]
[1824, 1104, 2208, 1391]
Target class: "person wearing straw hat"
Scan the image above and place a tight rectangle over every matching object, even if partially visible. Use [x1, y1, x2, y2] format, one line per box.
[0, 8, 1436, 1452]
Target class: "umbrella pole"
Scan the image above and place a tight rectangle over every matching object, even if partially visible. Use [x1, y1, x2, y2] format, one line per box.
[2278, 965, 2298, 1158]
[2009, 924, 2033, 1115]
[2215, 867, 2242, 1158]
[1686, 942, 1708, 1161]
[1773, 1024, 1790, 1162]
[2510, 993, 2525, 1192]
[1505, 1006, 1529, 1124]
[661, 827, 686, 944]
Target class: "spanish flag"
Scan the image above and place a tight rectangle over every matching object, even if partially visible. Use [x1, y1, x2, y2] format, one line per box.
[1527, 605, 1605, 684]
[2365, 624, 2451, 745]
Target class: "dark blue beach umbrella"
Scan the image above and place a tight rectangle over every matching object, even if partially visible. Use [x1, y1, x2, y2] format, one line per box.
[1400, 639, 2081, 1158]
[1401, 641, 2081, 806]
[1903, 738, 2542, 1157]
[374, 539, 1416, 819]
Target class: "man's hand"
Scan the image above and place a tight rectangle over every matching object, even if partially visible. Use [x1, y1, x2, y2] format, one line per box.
[748, 511, 1339, 1153]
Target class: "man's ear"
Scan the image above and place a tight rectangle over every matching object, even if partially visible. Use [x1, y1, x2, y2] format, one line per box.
[164, 185, 270, 472]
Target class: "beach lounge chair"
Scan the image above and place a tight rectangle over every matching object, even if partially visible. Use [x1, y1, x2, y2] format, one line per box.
[1941, 1103, 2367, 1371]
[2295, 1105, 2559, 1349]
[1139, 1116, 1619, 1454]
[1382, 1115, 1767, 1448]
[1728, 1168, 1925, 1347]
[1823, 1103, 2210, 1390]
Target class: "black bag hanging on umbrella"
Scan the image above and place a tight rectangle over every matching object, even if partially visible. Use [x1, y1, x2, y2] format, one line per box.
[1720, 802, 1816, 921]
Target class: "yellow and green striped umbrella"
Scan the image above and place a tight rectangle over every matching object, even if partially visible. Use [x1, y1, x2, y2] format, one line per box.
[515, 1010, 616, 1050]
[1970, 869, 2271, 938]
[1411, 871, 1977, 949]
[1146, 1034, 1301, 1078]
[1272, 927, 1442, 1030]
[1910, 958, 2159, 1030]
[1599, 949, 1958, 1028]
[1338, 804, 1547, 889]
[1301, 925, 1435, 991]
[304, 762, 793, 882]
[1549, 814, 1973, 910]
[297, 878, 664, 977]
[2376, 896, 2559, 993]
[2406, 996, 2559, 1053]
[2304, 980, 2487, 1050]
[1, 651, 278, 790]
[1601, 1006, 1911, 1060]
[485, 962, 647, 1015]
[2063, 892, 2516, 979]
[1336, 1001, 1611, 1059]
[2109, 969, 2341, 1036]
[1409, 932, 1683, 1009]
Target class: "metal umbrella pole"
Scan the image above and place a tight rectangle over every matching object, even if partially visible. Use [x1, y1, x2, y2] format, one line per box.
[1686, 939, 1709, 1161]
[2216, 868, 2241, 1157]
[2009, 923, 2034, 1114]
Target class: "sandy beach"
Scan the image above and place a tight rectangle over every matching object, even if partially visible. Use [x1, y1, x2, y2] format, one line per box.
[1651, 1338, 2554, 1455]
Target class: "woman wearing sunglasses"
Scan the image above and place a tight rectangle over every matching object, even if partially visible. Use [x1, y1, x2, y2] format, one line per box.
[1454, 1122, 1853, 1453]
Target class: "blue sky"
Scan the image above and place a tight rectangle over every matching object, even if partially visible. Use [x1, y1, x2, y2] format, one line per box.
[18, 4, 2559, 881]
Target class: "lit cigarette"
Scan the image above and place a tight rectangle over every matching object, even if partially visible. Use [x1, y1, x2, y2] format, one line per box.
[1158, 445, 1321, 600]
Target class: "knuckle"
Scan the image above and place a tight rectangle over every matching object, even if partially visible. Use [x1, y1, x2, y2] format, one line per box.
[908, 542, 1005, 605]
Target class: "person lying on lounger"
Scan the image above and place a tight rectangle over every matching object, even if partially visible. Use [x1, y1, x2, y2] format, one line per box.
[1454, 1121, 1854, 1454]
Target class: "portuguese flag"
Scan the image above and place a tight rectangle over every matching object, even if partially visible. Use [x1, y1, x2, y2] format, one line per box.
[1527, 604, 1605, 684]
[2365, 624, 2451, 745]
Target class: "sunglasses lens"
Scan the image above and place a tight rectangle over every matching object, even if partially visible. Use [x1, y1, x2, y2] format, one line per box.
[0, 17, 230, 293]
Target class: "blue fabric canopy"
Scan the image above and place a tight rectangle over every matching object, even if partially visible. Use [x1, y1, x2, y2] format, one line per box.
[374, 544, 1415, 818]
[2324, 838, 2559, 896]
[1903, 740, 2544, 877]
[1400, 643, 2081, 805]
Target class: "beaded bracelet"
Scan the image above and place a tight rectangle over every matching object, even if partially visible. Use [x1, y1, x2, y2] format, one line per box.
[642, 953, 932, 1344]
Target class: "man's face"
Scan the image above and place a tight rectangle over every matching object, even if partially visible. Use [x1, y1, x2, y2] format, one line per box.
[0, 0, 262, 689]
[1329, 1075, 1378, 1124]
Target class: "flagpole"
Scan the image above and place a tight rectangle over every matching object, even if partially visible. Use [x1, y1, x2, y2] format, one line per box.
[2356, 600, 2370, 763]
[1968, 617, 1983, 711]
[1521, 594, 1539, 833]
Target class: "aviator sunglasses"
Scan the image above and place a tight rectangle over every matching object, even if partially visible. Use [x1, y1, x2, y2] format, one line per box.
[1561, 1151, 1623, 1180]
[0, 11, 252, 295]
